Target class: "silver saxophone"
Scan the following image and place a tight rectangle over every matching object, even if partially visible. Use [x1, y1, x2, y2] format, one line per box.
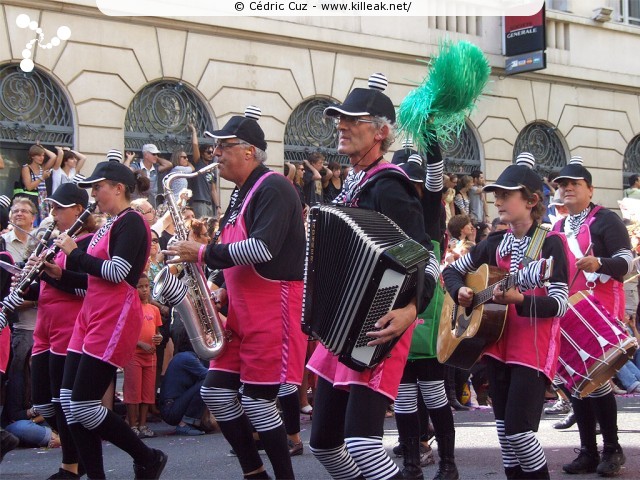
[152, 162, 227, 360]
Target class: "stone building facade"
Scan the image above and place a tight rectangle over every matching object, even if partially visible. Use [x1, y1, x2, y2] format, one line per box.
[1, 0, 639, 213]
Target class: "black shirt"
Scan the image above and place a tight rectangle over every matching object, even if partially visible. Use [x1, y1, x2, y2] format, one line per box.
[557, 205, 632, 282]
[69, 209, 149, 288]
[188, 158, 216, 204]
[204, 165, 306, 281]
[442, 227, 569, 319]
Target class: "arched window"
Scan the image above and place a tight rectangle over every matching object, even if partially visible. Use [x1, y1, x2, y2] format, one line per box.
[125, 80, 215, 155]
[623, 134, 640, 189]
[0, 63, 73, 194]
[284, 97, 348, 165]
[513, 122, 568, 177]
[441, 121, 482, 174]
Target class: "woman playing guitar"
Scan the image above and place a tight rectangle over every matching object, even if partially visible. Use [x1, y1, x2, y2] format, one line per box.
[442, 153, 569, 479]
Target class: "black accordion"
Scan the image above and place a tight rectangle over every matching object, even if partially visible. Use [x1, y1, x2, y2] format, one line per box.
[302, 205, 430, 371]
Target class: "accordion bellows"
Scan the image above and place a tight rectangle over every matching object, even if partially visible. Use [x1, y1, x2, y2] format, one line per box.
[303, 205, 430, 371]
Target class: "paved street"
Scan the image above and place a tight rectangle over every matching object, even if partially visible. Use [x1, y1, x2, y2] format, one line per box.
[2, 395, 638, 479]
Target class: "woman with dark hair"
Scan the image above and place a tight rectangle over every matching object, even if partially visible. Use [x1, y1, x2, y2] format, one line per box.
[21, 183, 95, 479]
[14, 144, 58, 224]
[453, 175, 472, 216]
[51, 148, 87, 194]
[322, 162, 343, 204]
[54, 162, 167, 479]
[443, 153, 569, 479]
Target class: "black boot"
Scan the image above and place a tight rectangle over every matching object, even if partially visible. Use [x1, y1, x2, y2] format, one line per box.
[562, 447, 600, 474]
[445, 367, 470, 411]
[520, 463, 550, 479]
[401, 437, 424, 479]
[504, 465, 523, 479]
[433, 434, 459, 480]
[597, 443, 625, 477]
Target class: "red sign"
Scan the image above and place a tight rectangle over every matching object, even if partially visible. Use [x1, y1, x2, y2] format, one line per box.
[503, 4, 546, 57]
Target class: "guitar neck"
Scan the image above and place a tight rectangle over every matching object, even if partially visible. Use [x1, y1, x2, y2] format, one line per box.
[471, 274, 517, 309]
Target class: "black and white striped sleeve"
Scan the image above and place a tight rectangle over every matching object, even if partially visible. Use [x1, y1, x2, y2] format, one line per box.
[69, 212, 149, 287]
[424, 250, 440, 285]
[425, 161, 444, 193]
[515, 234, 569, 319]
[442, 239, 491, 302]
[227, 238, 273, 266]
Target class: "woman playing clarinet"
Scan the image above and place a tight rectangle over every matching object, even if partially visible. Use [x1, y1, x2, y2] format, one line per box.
[54, 162, 167, 479]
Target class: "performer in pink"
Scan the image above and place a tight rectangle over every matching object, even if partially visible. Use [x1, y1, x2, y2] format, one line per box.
[167, 107, 307, 480]
[304, 74, 439, 480]
[55, 162, 167, 479]
[552, 157, 632, 477]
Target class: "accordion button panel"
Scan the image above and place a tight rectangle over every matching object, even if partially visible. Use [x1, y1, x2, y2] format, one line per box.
[351, 269, 404, 367]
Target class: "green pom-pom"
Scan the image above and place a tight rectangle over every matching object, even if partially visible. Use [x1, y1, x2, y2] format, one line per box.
[398, 40, 491, 153]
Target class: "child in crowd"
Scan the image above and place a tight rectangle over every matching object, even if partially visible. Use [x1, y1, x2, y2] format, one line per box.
[124, 274, 163, 438]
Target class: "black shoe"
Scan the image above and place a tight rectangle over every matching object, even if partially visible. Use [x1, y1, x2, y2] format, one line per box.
[596, 445, 625, 477]
[0, 430, 19, 463]
[47, 468, 82, 479]
[393, 442, 406, 457]
[400, 464, 424, 479]
[432, 461, 459, 480]
[288, 439, 303, 457]
[134, 448, 168, 479]
[553, 411, 576, 430]
[562, 448, 600, 474]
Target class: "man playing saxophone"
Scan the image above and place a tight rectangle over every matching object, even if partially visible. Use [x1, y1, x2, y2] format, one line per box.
[166, 106, 307, 480]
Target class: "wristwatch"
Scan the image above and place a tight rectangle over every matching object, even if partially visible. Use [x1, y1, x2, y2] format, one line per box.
[596, 257, 603, 270]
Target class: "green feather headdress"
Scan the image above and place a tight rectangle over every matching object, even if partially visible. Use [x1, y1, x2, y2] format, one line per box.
[397, 40, 491, 153]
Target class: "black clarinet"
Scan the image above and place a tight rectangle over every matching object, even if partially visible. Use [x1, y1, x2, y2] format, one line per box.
[14, 203, 97, 295]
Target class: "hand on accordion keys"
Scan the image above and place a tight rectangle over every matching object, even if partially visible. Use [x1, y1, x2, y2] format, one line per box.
[365, 300, 418, 346]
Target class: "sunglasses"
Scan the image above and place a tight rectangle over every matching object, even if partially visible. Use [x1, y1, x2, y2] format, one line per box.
[205, 150, 215, 155]
[179, 155, 188, 159]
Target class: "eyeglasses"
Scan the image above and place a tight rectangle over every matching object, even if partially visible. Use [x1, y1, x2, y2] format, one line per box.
[214, 142, 248, 151]
[11, 208, 34, 215]
[205, 150, 215, 155]
[331, 115, 376, 127]
[135, 207, 154, 215]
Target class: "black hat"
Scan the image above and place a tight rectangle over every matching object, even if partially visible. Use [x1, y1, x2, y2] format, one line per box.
[204, 106, 267, 151]
[554, 156, 592, 185]
[392, 138, 418, 165]
[483, 152, 543, 193]
[399, 154, 425, 183]
[77, 161, 136, 190]
[324, 73, 396, 123]
[46, 183, 89, 208]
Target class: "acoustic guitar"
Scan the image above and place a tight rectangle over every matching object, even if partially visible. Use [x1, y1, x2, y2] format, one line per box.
[437, 260, 553, 370]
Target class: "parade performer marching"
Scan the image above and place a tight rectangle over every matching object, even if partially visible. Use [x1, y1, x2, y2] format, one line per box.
[55, 162, 167, 480]
[393, 146, 459, 480]
[23, 183, 96, 480]
[552, 157, 632, 477]
[302, 71, 439, 479]
[442, 153, 570, 479]
[165, 107, 307, 480]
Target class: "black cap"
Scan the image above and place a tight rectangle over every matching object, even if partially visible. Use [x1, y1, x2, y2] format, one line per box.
[45, 183, 89, 208]
[399, 154, 425, 183]
[78, 161, 136, 190]
[483, 152, 543, 193]
[324, 73, 396, 123]
[204, 106, 267, 151]
[554, 156, 592, 185]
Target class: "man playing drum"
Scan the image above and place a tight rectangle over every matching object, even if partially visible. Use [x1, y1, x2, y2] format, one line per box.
[552, 156, 633, 477]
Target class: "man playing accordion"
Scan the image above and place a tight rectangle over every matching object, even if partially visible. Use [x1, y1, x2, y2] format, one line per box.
[306, 73, 439, 480]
